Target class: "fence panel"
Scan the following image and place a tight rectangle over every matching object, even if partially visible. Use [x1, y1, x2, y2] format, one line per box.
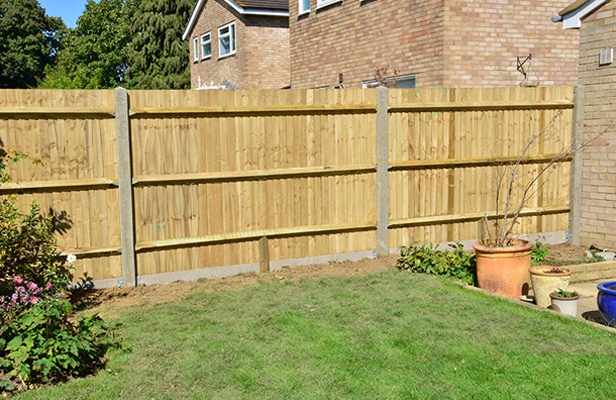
[387, 87, 574, 248]
[127, 89, 377, 276]
[0, 90, 121, 282]
[0, 87, 574, 285]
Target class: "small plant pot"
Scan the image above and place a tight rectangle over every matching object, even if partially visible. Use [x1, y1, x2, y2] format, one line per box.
[528, 266, 571, 308]
[549, 291, 579, 317]
[597, 281, 616, 326]
[473, 239, 533, 299]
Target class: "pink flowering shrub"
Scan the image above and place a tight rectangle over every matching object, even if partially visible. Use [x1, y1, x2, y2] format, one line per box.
[1, 276, 60, 324]
[0, 199, 72, 293]
[0, 143, 110, 393]
[0, 276, 110, 393]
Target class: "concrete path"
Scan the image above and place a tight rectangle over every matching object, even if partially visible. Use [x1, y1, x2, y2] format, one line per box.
[568, 280, 609, 325]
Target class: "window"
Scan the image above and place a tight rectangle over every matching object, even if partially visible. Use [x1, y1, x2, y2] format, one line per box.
[362, 75, 416, 89]
[218, 22, 236, 58]
[299, 0, 310, 14]
[193, 37, 199, 62]
[316, 0, 341, 8]
[201, 32, 211, 59]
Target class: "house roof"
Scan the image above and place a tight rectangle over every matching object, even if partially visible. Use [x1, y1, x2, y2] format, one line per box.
[235, 0, 288, 10]
[553, 0, 611, 29]
[182, 0, 289, 41]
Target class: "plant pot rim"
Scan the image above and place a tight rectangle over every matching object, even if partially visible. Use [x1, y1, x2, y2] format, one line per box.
[472, 238, 533, 253]
[549, 291, 580, 301]
[528, 266, 571, 277]
[597, 281, 616, 295]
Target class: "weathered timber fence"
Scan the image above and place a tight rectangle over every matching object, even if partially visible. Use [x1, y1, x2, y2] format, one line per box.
[0, 87, 576, 287]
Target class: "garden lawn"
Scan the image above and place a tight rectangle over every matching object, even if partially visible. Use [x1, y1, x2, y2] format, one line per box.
[17, 270, 616, 399]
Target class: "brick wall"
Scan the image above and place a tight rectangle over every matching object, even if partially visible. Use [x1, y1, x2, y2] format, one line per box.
[444, 0, 579, 87]
[578, 1, 616, 249]
[289, 0, 445, 88]
[189, 1, 247, 88]
[244, 16, 291, 88]
[188, 1, 289, 89]
[289, 0, 579, 88]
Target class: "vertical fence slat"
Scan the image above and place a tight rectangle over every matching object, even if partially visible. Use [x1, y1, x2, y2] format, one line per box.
[569, 85, 584, 246]
[376, 87, 389, 257]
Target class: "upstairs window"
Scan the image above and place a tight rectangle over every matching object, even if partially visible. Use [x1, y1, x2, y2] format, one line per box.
[201, 32, 211, 59]
[316, 0, 341, 8]
[299, 0, 310, 14]
[218, 22, 236, 58]
[362, 75, 416, 89]
[193, 37, 199, 62]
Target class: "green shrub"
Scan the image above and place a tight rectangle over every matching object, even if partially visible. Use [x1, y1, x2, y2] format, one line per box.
[396, 242, 476, 285]
[0, 141, 69, 293]
[0, 141, 112, 393]
[531, 241, 551, 266]
[0, 294, 110, 392]
[0, 198, 72, 292]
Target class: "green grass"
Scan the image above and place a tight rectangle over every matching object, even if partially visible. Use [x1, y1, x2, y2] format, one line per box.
[16, 270, 616, 399]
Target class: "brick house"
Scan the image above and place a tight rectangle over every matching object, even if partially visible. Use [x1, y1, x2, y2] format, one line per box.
[183, 0, 290, 89]
[289, 0, 581, 88]
[556, 0, 616, 249]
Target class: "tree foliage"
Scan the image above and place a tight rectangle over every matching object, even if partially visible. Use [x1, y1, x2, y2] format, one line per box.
[0, 0, 64, 88]
[40, 0, 193, 90]
[125, 0, 193, 89]
[39, 0, 132, 89]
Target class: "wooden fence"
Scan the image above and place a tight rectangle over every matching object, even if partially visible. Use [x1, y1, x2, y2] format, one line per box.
[0, 87, 575, 286]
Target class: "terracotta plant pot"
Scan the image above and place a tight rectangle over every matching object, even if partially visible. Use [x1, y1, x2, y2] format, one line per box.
[549, 291, 579, 317]
[473, 239, 533, 299]
[528, 266, 571, 308]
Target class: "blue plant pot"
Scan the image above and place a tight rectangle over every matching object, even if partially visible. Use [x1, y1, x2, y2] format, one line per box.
[597, 281, 616, 326]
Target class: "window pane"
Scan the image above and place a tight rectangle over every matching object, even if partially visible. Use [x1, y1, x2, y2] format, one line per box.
[202, 43, 211, 57]
[300, 0, 309, 12]
[218, 22, 236, 57]
[193, 38, 198, 60]
[220, 36, 230, 55]
[394, 77, 415, 88]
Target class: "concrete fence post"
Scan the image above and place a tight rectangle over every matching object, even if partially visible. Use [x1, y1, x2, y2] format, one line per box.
[569, 85, 584, 246]
[114, 87, 137, 287]
[376, 87, 389, 257]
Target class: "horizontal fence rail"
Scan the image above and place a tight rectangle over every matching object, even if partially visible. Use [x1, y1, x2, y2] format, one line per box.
[388, 99, 575, 113]
[0, 107, 115, 119]
[388, 154, 574, 170]
[130, 104, 377, 118]
[132, 165, 377, 187]
[0, 87, 577, 286]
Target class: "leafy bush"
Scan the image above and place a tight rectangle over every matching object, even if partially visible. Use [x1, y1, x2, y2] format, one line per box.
[397, 242, 476, 285]
[531, 241, 551, 266]
[0, 141, 112, 393]
[0, 282, 110, 392]
[0, 199, 71, 293]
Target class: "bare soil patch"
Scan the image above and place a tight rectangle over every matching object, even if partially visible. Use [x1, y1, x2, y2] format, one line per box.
[544, 242, 590, 262]
[69, 242, 595, 313]
[69, 254, 399, 313]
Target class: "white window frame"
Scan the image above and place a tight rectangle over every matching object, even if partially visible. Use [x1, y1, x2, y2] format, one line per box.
[299, 0, 310, 15]
[193, 37, 199, 62]
[316, 0, 342, 9]
[362, 74, 416, 88]
[200, 32, 211, 60]
[218, 21, 236, 59]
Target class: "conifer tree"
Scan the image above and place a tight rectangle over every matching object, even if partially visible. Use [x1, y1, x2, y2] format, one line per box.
[125, 0, 193, 89]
